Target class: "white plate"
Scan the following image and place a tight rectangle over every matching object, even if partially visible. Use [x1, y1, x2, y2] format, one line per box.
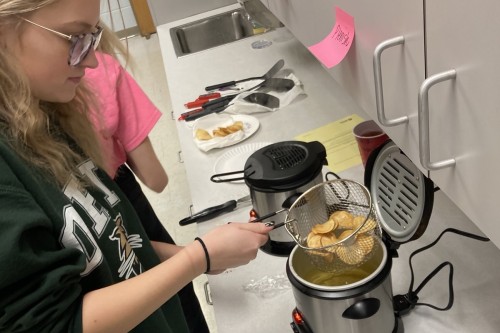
[193, 114, 261, 152]
[213, 142, 273, 184]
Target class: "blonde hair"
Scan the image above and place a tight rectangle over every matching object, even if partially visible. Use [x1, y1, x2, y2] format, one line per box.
[99, 23, 129, 61]
[0, 0, 107, 187]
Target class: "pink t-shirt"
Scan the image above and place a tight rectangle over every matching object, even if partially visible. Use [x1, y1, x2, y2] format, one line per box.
[86, 52, 162, 178]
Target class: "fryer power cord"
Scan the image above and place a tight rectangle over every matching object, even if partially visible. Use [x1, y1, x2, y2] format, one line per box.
[393, 228, 490, 316]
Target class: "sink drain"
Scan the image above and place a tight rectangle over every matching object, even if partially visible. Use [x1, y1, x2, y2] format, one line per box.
[252, 40, 273, 49]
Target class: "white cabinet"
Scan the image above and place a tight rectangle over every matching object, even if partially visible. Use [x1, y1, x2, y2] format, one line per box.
[259, 0, 269, 8]
[327, 0, 425, 173]
[264, 0, 500, 248]
[424, 1, 500, 247]
[267, 0, 426, 172]
[267, 0, 335, 46]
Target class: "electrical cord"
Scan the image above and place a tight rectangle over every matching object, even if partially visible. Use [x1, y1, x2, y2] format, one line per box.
[393, 228, 490, 316]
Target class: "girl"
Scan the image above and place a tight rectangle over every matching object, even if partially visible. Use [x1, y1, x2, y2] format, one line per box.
[87, 45, 210, 332]
[0, 1, 271, 332]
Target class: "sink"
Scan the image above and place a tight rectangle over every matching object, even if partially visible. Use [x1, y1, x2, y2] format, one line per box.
[170, 9, 268, 57]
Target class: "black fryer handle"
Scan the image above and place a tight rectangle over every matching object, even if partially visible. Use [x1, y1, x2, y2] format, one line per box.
[342, 298, 381, 319]
[210, 170, 247, 183]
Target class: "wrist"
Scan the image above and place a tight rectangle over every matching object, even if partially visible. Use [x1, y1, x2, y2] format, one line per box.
[182, 240, 208, 277]
[194, 237, 210, 273]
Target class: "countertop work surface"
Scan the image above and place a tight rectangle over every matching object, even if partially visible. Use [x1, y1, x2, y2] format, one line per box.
[157, 4, 500, 333]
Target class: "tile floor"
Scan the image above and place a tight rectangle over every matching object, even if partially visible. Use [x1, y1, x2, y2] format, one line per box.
[123, 33, 218, 332]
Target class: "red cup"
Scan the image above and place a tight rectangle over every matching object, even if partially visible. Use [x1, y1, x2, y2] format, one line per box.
[353, 120, 389, 167]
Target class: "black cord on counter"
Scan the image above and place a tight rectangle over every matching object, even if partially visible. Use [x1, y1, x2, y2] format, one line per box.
[393, 228, 490, 316]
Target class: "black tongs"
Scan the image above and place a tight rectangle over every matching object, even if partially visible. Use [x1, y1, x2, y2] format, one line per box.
[184, 95, 237, 121]
[185, 77, 294, 121]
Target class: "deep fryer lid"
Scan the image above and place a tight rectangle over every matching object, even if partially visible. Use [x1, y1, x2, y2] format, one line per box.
[244, 140, 327, 191]
[364, 140, 434, 244]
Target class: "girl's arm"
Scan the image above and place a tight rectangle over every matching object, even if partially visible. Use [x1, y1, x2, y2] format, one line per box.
[81, 222, 272, 333]
[150, 240, 183, 261]
[126, 137, 168, 193]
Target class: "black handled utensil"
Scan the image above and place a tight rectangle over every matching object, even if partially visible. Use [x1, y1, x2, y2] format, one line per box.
[200, 94, 237, 108]
[205, 59, 285, 91]
[179, 195, 252, 226]
[184, 95, 236, 121]
[244, 92, 280, 108]
[184, 104, 227, 122]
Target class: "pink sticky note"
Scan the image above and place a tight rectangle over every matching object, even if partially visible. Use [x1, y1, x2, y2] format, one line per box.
[308, 7, 355, 68]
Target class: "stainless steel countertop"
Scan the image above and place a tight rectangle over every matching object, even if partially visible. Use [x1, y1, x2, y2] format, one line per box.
[157, 4, 500, 332]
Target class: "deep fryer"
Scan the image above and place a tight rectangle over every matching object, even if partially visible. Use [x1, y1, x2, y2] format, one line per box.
[287, 140, 490, 333]
[211, 140, 327, 256]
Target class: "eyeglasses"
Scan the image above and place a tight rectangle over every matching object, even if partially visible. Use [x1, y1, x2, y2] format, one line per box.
[19, 17, 103, 66]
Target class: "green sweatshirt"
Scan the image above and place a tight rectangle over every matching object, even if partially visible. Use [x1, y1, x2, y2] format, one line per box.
[0, 139, 189, 333]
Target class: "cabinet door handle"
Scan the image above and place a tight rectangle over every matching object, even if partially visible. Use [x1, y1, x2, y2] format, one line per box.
[204, 281, 213, 305]
[418, 69, 457, 170]
[373, 36, 408, 126]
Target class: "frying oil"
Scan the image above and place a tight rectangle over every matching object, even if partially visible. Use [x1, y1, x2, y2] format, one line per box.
[305, 267, 372, 286]
[294, 244, 384, 287]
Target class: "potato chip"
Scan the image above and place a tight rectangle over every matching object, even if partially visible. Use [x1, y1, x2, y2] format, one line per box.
[213, 127, 231, 137]
[330, 211, 355, 229]
[338, 229, 355, 242]
[211, 121, 244, 137]
[307, 210, 376, 267]
[336, 244, 366, 265]
[353, 216, 377, 233]
[311, 218, 337, 234]
[306, 232, 323, 248]
[226, 121, 243, 133]
[195, 129, 212, 140]
[356, 234, 375, 255]
[320, 234, 338, 253]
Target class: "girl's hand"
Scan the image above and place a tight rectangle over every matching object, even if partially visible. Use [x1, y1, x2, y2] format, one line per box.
[199, 222, 272, 273]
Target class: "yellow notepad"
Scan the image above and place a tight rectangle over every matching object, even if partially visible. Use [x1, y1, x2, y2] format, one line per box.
[295, 114, 364, 173]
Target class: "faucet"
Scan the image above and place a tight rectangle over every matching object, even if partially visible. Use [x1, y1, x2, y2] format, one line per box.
[237, 0, 283, 29]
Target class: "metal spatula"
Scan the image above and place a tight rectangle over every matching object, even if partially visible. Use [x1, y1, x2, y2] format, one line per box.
[205, 59, 284, 91]
[244, 92, 280, 108]
[258, 78, 295, 92]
